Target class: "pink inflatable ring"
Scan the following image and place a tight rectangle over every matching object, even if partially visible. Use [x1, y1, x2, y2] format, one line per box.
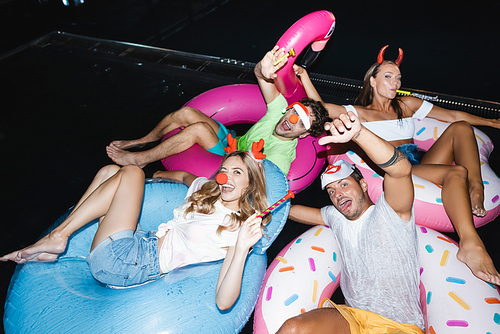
[327, 117, 500, 232]
[161, 11, 336, 193]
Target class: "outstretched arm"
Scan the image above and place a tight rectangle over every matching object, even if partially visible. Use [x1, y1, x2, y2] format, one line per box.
[319, 113, 413, 220]
[254, 46, 287, 104]
[288, 204, 326, 225]
[293, 64, 348, 119]
[215, 213, 262, 310]
[293, 64, 323, 102]
[429, 106, 500, 129]
[403, 96, 500, 129]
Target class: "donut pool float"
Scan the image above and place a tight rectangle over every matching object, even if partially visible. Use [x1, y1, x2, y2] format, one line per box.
[254, 225, 500, 333]
[327, 117, 500, 232]
[4, 160, 290, 334]
[161, 11, 336, 194]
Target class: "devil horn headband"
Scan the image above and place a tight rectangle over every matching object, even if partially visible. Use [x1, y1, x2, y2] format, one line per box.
[377, 45, 403, 67]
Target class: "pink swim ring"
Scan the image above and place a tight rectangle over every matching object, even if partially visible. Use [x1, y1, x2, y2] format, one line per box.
[327, 117, 500, 232]
[161, 11, 336, 193]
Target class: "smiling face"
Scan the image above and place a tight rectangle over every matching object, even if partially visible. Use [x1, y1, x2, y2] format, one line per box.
[325, 176, 371, 220]
[370, 63, 402, 100]
[218, 155, 250, 211]
[273, 106, 315, 140]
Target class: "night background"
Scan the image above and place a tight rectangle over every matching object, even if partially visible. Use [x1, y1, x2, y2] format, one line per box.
[1, 0, 499, 333]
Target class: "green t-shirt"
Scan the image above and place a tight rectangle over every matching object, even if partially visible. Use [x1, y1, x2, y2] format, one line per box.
[237, 94, 296, 175]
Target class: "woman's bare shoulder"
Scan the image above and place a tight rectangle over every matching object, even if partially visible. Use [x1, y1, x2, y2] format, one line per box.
[399, 96, 424, 115]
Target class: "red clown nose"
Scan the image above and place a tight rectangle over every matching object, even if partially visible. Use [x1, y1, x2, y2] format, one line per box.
[216, 173, 228, 185]
[289, 114, 299, 124]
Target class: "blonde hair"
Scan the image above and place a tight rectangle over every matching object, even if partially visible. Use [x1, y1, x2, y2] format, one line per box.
[184, 151, 270, 233]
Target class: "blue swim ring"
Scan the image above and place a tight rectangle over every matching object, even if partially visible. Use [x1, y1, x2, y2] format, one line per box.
[4, 160, 289, 333]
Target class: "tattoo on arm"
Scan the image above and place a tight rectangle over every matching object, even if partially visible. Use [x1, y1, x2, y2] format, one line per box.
[376, 146, 405, 169]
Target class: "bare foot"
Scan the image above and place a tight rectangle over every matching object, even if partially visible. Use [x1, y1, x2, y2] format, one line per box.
[457, 238, 500, 285]
[469, 186, 487, 217]
[109, 139, 147, 150]
[0, 231, 68, 264]
[106, 144, 146, 168]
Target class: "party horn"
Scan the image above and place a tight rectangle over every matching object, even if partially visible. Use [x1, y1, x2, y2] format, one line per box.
[274, 48, 296, 66]
[257, 190, 295, 218]
[396, 89, 411, 95]
[397, 89, 438, 101]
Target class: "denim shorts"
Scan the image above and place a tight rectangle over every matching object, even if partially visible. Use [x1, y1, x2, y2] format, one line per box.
[397, 143, 426, 165]
[86, 228, 161, 287]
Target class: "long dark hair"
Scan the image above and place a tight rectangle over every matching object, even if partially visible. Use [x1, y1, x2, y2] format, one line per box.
[354, 61, 404, 121]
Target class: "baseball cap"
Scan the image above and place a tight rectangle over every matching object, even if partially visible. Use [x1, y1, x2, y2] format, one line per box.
[320, 160, 355, 190]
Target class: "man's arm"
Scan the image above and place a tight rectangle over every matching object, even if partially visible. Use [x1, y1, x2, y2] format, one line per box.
[293, 65, 347, 119]
[288, 205, 326, 226]
[254, 46, 287, 104]
[319, 113, 413, 220]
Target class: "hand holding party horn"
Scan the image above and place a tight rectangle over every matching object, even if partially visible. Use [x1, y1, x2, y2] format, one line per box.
[257, 190, 295, 218]
[274, 48, 296, 66]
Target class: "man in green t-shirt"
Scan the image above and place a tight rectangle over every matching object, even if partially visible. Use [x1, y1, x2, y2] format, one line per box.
[106, 46, 329, 175]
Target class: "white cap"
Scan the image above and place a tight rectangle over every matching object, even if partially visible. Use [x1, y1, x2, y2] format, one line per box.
[291, 102, 311, 130]
[320, 160, 355, 190]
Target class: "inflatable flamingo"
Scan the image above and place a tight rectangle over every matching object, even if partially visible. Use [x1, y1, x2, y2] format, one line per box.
[162, 11, 336, 193]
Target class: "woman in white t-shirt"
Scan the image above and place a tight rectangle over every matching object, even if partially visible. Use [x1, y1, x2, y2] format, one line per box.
[1, 150, 270, 310]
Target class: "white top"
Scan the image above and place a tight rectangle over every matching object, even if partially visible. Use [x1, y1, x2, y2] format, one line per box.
[321, 194, 424, 330]
[343, 100, 433, 141]
[156, 177, 239, 273]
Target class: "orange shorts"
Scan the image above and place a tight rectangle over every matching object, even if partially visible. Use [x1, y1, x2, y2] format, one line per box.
[320, 298, 424, 334]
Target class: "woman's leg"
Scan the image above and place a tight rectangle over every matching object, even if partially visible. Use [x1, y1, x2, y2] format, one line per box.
[412, 163, 500, 284]
[418, 121, 485, 216]
[89, 165, 145, 250]
[0, 165, 145, 263]
[70, 164, 121, 214]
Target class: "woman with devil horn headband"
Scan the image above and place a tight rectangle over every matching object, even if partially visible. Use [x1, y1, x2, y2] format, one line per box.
[294, 45, 500, 286]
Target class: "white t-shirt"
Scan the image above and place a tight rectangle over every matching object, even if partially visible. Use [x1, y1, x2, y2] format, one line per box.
[156, 177, 239, 273]
[321, 193, 424, 330]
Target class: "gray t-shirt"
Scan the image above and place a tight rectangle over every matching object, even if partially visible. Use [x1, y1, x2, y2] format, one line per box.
[321, 193, 424, 330]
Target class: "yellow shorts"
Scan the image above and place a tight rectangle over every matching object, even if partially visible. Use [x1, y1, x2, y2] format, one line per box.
[320, 298, 424, 334]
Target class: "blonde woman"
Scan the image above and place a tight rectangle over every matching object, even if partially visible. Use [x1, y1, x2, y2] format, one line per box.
[1, 150, 269, 310]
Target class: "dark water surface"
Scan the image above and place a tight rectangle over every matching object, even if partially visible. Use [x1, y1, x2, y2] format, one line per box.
[1, 1, 499, 333]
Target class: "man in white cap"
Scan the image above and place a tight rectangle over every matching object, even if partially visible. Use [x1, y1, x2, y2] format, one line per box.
[105, 46, 329, 175]
[278, 112, 425, 333]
